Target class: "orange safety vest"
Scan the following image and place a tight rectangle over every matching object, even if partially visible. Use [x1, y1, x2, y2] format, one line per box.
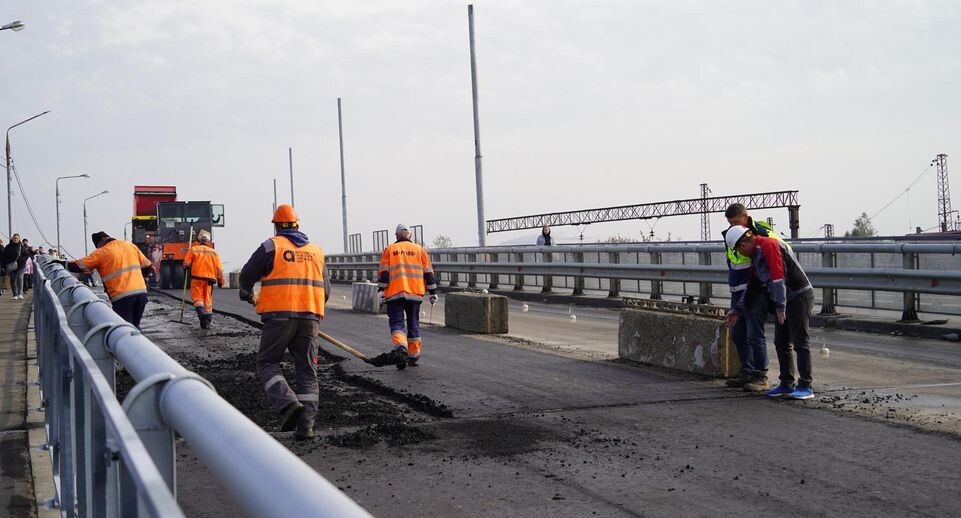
[378, 240, 434, 302]
[256, 236, 326, 318]
[184, 244, 224, 283]
[77, 240, 151, 301]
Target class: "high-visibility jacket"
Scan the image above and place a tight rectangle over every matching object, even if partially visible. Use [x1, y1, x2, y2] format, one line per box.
[722, 218, 785, 309]
[737, 236, 812, 313]
[378, 239, 437, 302]
[256, 236, 326, 319]
[76, 239, 151, 301]
[184, 243, 224, 284]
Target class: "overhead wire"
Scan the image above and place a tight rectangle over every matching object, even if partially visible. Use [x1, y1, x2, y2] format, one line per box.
[868, 165, 933, 221]
[9, 157, 57, 247]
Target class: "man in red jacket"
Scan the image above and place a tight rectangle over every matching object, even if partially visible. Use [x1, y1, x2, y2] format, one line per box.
[726, 226, 816, 400]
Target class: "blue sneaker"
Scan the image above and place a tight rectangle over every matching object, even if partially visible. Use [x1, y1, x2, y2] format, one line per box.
[766, 384, 795, 397]
[787, 386, 815, 400]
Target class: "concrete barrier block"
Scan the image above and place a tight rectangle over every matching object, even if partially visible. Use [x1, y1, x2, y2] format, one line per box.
[618, 308, 739, 378]
[352, 282, 383, 314]
[444, 292, 508, 334]
[227, 271, 240, 289]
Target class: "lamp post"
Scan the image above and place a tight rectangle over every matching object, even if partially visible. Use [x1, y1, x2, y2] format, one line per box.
[0, 21, 25, 32]
[83, 190, 109, 255]
[6, 110, 51, 236]
[56, 174, 90, 255]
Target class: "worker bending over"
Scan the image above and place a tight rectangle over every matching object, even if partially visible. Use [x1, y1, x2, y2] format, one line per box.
[238, 205, 330, 440]
[183, 230, 225, 329]
[70, 231, 152, 329]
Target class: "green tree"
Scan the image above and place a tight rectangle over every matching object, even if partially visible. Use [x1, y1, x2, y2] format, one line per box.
[601, 234, 633, 243]
[431, 235, 454, 248]
[844, 212, 876, 237]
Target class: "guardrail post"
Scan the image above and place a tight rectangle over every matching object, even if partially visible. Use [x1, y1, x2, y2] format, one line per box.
[513, 252, 525, 291]
[541, 251, 553, 293]
[122, 372, 178, 497]
[900, 251, 920, 322]
[467, 253, 477, 288]
[650, 251, 663, 300]
[448, 253, 460, 287]
[573, 252, 585, 295]
[607, 252, 620, 298]
[819, 250, 839, 315]
[697, 252, 712, 304]
[488, 253, 500, 290]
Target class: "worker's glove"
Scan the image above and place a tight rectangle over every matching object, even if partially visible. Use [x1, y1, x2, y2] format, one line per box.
[429, 294, 438, 305]
[239, 289, 253, 303]
[378, 293, 386, 305]
[217, 280, 224, 288]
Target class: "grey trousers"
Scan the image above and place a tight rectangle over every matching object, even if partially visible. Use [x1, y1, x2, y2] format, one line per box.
[256, 318, 319, 431]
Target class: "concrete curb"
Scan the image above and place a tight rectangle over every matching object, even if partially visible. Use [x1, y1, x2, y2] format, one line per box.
[26, 311, 59, 518]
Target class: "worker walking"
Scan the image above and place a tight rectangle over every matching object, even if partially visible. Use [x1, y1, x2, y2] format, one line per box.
[372, 223, 437, 368]
[183, 230, 225, 329]
[69, 231, 152, 329]
[238, 205, 329, 440]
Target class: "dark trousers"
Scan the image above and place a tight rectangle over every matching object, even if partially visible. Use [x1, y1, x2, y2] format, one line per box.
[773, 290, 815, 388]
[731, 291, 770, 378]
[386, 299, 422, 355]
[257, 318, 319, 431]
[112, 293, 148, 329]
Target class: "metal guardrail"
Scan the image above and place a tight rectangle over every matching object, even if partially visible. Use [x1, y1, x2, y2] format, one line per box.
[33, 256, 371, 517]
[325, 242, 961, 321]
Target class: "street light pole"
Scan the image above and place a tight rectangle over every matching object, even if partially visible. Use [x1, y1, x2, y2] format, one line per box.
[83, 190, 109, 256]
[7, 110, 51, 236]
[1, 21, 25, 32]
[56, 173, 90, 255]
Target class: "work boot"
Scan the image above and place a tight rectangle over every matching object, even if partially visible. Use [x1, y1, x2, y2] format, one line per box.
[294, 419, 315, 441]
[279, 401, 304, 432]
[725, 374, 752, 388]
[743, 376, 770, 393]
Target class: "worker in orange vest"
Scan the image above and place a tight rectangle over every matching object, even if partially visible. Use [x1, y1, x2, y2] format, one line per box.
[371, 223, 438, 369]
[183, 230, 225, 329]
[238, 205, 330, 440]
[69, 231, 152, 329]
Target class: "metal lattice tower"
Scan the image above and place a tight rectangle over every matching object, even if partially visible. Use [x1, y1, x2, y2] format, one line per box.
[824, 224, 834, 238]
[699, 183, 711, 241]
[933, 154, 952, 232]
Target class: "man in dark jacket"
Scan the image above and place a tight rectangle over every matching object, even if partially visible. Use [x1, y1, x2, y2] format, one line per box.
[2, 234, 25, 299]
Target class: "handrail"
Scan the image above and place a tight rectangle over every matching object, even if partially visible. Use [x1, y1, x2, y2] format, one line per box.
[33, 256, 371, 517]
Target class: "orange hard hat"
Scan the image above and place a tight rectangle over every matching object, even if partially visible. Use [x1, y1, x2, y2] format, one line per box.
[272, 204, 299, 224]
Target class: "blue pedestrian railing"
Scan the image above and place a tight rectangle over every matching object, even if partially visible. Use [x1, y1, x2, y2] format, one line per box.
[326, 241, 961, 321]
[32, 256, 371, 517]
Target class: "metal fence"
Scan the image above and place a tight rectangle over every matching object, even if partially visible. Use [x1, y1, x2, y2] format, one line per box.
[32, 256, 371, 517]
[325, 242, 961, 321]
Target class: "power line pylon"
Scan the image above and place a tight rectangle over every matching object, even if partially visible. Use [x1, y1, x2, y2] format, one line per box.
[933, 154, 952, 232]
[699, 183, 711, 241]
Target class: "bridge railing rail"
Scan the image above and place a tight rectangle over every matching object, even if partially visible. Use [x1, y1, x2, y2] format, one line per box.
[33, 256, 371, 517]
[326, 242, 961, 320]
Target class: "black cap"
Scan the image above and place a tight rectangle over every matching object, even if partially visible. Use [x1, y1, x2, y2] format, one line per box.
[91, 231, 110, 247]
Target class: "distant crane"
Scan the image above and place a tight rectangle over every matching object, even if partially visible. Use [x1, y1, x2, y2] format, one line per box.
[933, 154, 959, 232]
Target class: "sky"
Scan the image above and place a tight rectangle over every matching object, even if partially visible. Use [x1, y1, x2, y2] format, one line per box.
[2, 0, 960, 268]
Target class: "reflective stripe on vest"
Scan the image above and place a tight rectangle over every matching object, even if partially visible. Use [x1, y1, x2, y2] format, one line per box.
[379, 240, 433, 300]
[82, 240, 149, 301]
[255, 236, 325, 317]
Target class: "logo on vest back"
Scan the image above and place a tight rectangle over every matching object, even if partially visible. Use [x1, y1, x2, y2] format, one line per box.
[283, 249, 316, 263]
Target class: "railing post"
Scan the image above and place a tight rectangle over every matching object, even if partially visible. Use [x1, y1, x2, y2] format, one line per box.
[513, 252, 525, 291]
[900, 251, 920, 322]
[650, 251, 663, 300]
[448, 253, 460, 287]
[541, 251, 553, 293]
[467, 253, 477, 288]
[819, 250, 839, 315]
[488, 253, 499, 290]
[573, 252, 585, 296]
[697, 251, 712, 304]
[607, 252, 621, 298]
[368, 253, 377, 282]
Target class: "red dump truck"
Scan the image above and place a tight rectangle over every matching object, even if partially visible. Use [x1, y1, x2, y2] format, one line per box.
[131, 186, 225, 289]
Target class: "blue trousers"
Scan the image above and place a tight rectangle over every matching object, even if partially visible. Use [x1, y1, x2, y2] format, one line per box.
[731, 292, 770, 377]
[386, 299, 422, 357]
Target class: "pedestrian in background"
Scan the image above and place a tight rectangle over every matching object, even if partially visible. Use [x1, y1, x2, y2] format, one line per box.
[373, 223, 438, 368]
[239, 204, 329, 440]
[536, 225, 554, 246]
[2, 234, 26, 300]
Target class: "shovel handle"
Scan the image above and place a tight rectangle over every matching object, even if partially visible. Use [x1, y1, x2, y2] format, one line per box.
[317, 330, 370, 362]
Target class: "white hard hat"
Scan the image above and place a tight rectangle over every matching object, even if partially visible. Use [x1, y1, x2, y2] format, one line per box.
[725, 225, 751, 250]
[396, 223, 410, 233]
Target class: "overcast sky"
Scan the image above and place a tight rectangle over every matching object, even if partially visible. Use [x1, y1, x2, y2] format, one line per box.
[2, 0, 960, 267]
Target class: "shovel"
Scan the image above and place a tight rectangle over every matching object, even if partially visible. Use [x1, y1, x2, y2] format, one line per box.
[170, 226, 195, 325]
